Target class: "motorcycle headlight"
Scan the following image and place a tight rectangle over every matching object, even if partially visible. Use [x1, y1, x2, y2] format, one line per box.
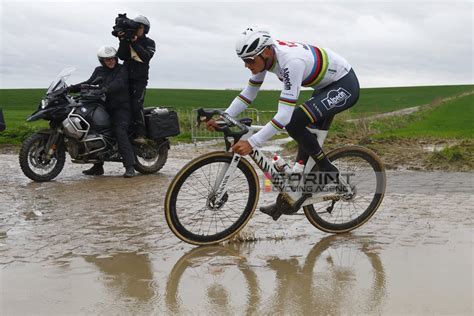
[41, 99, 48, 109]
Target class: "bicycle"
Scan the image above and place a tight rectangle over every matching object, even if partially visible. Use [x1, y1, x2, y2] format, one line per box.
[164, 109, 386, 245]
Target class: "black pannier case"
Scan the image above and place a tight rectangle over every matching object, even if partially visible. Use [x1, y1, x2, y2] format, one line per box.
[145, 108, 180, 139]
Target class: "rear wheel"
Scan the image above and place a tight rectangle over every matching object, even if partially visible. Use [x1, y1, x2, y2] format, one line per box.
[134, 140, 168, 174]
[19, 133, 66, 182]
[304, 146, 386, 233]
[165, 152, 260, 245]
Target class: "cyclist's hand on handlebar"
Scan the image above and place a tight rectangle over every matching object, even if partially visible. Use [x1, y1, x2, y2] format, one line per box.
[232, 140, 253, 155]
[205, 119, 219, 131]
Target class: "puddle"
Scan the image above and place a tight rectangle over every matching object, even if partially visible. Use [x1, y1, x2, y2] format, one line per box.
[0, 148, 473, 314]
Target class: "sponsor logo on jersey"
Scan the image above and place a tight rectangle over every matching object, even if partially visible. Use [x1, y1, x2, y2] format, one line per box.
[321, 88, 352, 110]
[282, 68, 292, 90]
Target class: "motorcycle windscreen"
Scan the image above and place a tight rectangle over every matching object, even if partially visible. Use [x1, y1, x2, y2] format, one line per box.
[47, 67, 76, 94]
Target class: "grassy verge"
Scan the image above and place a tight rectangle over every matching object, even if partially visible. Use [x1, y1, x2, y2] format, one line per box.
[1, 85, 473, 171]
[1, 84, 473, 145]
[282, 93, 474, 171]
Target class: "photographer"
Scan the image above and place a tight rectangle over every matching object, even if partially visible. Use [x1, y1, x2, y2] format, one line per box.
[116, 15, 156, 144]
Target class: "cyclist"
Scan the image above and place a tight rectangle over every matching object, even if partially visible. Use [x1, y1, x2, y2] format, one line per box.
[207, 25, 360, 219]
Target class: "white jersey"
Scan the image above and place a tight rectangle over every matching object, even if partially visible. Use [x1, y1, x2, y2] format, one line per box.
[226, 40, 351, 148]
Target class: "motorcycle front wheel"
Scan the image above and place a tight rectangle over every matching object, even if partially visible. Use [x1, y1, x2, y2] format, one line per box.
[19, 133, 66, 182]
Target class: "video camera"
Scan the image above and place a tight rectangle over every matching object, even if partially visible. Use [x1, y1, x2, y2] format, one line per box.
[111, 13, 140, 42]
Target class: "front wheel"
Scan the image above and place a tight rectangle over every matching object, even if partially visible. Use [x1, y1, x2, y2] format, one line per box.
[19, 132, 66, 182]
[304, 146, 386, 233]
[164, 152, 260, 245]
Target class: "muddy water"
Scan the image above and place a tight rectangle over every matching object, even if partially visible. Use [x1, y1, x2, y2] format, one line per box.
[0, 148, 473, 315]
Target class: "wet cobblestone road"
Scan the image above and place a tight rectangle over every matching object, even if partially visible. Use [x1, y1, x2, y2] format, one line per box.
[1, 152, 472, 314]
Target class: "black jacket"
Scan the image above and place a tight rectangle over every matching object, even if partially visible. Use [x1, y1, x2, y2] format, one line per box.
[72, 64, 130, 110]
[117, 36, 155, 83]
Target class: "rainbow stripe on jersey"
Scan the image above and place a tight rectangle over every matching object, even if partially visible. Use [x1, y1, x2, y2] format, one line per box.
[278, 97, 297, 107]
[237, 94, 252, 106]
[302, 46, 328, 87]
[248, 79, 263, 87]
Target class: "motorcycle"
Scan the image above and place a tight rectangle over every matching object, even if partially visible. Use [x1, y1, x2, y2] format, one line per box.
[19, 68, 179, 182]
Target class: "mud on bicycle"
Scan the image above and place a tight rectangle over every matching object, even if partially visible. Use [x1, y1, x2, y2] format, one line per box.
[164, 109, 386, 245]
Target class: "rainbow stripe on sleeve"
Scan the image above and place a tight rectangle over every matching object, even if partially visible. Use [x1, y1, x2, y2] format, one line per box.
[278, 97, 297, 107]
[302, 46, 328, 87]
[237, 94, 252, 106]
[270, 119, 285, 130]
[248, 79, 263, 87]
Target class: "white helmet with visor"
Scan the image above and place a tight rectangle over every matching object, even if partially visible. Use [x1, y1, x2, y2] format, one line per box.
[235, 25, 273, 60]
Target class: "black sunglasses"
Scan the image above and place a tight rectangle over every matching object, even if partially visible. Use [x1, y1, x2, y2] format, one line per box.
[242, 50, 264, 64]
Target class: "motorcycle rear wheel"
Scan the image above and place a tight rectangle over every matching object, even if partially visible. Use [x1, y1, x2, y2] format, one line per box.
[19, 133, 66, 182]
[134, 141, 168, 174]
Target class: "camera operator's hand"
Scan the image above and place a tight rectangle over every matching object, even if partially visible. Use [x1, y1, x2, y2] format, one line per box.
[117, 31, 126, 41]
[131, 35, 138, 42]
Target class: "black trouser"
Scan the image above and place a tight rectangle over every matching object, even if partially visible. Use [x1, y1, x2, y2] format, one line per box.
[111, 108, 136, 168]
[0, 108, 5, 132]
[130, 80, 147, 137]
[286, 69, 360, 161]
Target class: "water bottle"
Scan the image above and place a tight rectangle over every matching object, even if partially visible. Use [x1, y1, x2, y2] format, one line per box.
[290, 160, 305, 191]
[273, 154, 290, 173]
[292, 160, 305, 174]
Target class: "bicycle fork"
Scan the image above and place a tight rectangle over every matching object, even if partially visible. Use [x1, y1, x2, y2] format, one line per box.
[210, 154, 242, 208]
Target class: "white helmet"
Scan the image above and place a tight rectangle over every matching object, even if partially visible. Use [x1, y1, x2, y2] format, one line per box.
[235, 25, 273, 59]
[134, 15, 150, 34]
[97, 46, 117, 60]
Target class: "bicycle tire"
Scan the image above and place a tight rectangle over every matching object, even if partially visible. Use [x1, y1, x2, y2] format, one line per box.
[304, 146, 386, 233]
[165, 151, 260, 245]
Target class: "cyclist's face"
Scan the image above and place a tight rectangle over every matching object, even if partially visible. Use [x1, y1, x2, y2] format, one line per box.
[243, 53, 266, 74]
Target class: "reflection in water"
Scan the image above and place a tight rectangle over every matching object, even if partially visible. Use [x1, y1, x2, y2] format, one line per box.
[165, 244, 260, 315]
[165, 235, 386, 314]
[83, 252, 156, 302]
[269, 235, 387, 314]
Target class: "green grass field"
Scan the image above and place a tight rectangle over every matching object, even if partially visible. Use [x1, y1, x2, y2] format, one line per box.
[0, 84, 473, 144]
[376, 94, 474, 139]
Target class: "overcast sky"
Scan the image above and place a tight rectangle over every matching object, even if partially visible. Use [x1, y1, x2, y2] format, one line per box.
[1, 0, 473, 89]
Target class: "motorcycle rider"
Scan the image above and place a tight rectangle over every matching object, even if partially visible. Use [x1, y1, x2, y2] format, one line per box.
[68, 46, 136, 178]
[207, 25, 360, 219]
[116, 15, 156, 144]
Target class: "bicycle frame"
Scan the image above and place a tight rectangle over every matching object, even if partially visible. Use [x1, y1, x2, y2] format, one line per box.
[212, 124, 351, 207]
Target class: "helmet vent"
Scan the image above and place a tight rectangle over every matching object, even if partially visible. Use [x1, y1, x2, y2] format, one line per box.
[247, 38, 260, 54]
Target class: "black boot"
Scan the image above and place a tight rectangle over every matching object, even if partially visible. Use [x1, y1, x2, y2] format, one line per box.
[260, 203, 283, 221]
[123, 166, 135, 178]
[82, 164, 104, 176]
[260, 193, 295, 221]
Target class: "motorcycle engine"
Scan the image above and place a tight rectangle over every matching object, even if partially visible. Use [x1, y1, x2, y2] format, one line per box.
[64, 138, 81, 159]
[62, 115, 88, 139]
[83, 134, 107, 152]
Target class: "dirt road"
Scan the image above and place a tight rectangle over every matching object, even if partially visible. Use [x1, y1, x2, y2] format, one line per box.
[0, 149, 472, 314]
